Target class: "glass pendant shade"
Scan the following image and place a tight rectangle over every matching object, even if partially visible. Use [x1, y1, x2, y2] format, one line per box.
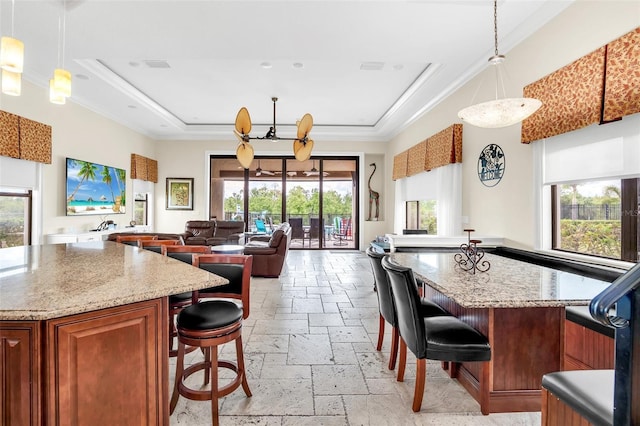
[458, 97, 542, 128]
[49, 79, 66, 104]
[53, 68, 72, 97]
[0, 36, 24, 73]
[1, 69, 21, 96]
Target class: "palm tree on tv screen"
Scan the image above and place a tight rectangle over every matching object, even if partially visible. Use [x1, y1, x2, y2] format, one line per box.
[101, 166, 115, 203]
[67, 160, 98, 202]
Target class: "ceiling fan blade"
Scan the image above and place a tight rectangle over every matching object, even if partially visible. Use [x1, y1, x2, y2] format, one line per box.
[236, 142, 254, 169]
[235, 107, 252, 135]
[294, 139, 314, 162]
[296, 113, 313, 139]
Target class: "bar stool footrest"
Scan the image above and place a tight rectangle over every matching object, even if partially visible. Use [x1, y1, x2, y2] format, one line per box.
[178, 359, 244, 401]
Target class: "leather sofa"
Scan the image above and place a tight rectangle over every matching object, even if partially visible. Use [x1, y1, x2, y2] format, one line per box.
[243, 222, 291, 277]
[181, 220, 244, 245]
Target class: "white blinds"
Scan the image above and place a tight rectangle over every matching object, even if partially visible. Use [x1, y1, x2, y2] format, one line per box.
[543, 113, 640, 184]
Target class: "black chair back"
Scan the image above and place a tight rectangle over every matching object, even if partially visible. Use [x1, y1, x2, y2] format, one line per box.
[366, 247, 397, 327]
[198, 263, 244, 295]
[381, 256, 427, 358]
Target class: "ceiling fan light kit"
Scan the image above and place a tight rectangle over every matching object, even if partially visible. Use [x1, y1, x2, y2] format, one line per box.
[234, 97, 315, 168]
[457, 0, 542, 128]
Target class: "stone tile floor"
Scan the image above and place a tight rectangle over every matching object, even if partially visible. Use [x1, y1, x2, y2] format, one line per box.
[169, 250, 541, 425]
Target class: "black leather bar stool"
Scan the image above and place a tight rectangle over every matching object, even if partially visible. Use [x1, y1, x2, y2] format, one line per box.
[366, 247, 448, 370]
[381, 256, 491, 414]
[169, 300, 251, 425]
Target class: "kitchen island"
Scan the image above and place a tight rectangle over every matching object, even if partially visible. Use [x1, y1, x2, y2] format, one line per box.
[0, 241, 227, 426]
[390, 251, 616, 414]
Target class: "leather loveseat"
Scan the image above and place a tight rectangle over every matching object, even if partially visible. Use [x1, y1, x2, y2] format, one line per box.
[181, 220, 244, 246]
[243, 222, 291, 277]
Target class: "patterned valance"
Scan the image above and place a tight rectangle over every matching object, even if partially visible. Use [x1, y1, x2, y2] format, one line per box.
[392, 150, 408, 181]
[522, 27, 640, 143]
[0, 110, 52, 164]
[131, 153, 158, 183]
[603, 27, 640, 122]
[393, 124, 463, 180]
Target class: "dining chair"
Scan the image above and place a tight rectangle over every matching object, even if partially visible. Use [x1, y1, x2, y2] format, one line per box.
[366, 247, 448, 370]
[289, 218, 305, 246]
[381, 255, 491, 414]
[138, 238, 182, 253]
[115, 234, 157, 245]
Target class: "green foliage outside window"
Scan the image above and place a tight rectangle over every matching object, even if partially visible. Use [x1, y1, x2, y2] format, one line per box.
[559, 220, 621, 259]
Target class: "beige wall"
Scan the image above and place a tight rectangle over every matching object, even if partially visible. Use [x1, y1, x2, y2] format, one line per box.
[0, 80, 155, 236]
[387, 0, 640, 249]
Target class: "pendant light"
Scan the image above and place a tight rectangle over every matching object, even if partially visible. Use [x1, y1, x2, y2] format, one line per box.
[457, 0, 541, 128]
[50, 1, 71, 103]
[1, 69, 21, 96]
[1, 0, 24, 96]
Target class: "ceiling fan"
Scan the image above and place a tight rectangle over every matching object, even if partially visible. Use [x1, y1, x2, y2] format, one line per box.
[255, 160, 275, 176]
[303, 161, 329, 177]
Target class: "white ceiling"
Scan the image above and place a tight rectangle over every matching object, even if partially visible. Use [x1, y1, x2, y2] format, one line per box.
[3, 0, 573, 142]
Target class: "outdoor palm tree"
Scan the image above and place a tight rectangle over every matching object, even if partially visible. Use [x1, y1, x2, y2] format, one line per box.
[67, 160, 98, 202]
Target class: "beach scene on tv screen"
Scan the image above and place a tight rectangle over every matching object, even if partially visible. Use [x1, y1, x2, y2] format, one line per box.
[66, 158, 126, 215]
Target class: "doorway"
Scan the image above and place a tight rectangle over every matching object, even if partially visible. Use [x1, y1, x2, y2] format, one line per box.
[209, 156, 358, 250]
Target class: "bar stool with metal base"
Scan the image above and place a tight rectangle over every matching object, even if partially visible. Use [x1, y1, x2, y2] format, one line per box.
[169, 300, 252, 425]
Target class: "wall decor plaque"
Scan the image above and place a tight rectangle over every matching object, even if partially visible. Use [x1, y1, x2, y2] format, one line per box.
[477, 144, 505, 187]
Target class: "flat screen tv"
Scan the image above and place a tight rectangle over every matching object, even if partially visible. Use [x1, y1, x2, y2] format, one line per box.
[66, 157, 126, 216]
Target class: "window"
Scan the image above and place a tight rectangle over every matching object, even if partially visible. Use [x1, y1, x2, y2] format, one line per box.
[0, 189, 32, 247]
[134, 193, 148, 226]
[406, 200, 437, 234]
[552, 178, 638, 262]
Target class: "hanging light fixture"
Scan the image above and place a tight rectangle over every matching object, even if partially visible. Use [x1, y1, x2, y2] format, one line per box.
[0, 0, 24, 73]
[1, 0, 24, 96]
[457, 0, 541, 128]
[233, 97, 314, 168]
[50, 1, 71, 103]
[1, 69, 21, 96]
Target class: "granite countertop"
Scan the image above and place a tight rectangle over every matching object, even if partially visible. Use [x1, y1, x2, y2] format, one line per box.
[390, 252, 611, 309]
[0, 241, 228, 320]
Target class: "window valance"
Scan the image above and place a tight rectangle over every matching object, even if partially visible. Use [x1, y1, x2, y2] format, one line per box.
[0, 110, 52, 164]
[131, 153, 158, 183]
[393, 124, 463, 181]
[522, 27, 640, 144]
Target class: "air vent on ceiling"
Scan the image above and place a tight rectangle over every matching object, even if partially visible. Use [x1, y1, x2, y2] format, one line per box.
[143, 60, 171, 69]
[360, 62, 384, 71]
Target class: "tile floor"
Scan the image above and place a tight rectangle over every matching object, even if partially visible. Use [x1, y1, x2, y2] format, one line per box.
[169, 250, 541, 425]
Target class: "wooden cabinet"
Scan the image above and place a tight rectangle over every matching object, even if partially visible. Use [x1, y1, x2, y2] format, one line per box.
[1, 299, 168, 426]
[564, 319, 615, 371]
[45, 298, 168, 425]
[0, 322, 42, 426]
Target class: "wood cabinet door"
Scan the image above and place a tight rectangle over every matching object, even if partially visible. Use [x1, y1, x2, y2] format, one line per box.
[46, 298, 168, 426]
[0, 322, 42, 426]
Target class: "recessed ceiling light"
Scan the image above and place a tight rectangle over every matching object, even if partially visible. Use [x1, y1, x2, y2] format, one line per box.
[127, 105, 136, 109]
[75, 74, 89, 80]
[260, 62, 272, 69]
[160, 124, 168, 128]
[129, 61, 140, 67]
[392, 64, 404, 71]
[292, 62, 304, 69]
[360, 62, 384, 71]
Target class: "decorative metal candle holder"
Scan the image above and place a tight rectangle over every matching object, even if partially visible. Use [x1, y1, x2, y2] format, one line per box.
[454, 229, 490, 274]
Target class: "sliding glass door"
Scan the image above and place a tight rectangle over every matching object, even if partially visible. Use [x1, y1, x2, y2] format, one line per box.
[210, 156, 358, 250]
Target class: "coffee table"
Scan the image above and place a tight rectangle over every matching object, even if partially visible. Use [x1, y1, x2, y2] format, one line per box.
[210, 244, 244, 254]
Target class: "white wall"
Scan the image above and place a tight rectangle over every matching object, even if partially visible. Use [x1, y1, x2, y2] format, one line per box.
[387, 0, 640, 250]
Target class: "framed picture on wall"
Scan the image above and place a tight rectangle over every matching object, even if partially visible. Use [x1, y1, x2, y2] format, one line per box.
[166, 177, 194, 210]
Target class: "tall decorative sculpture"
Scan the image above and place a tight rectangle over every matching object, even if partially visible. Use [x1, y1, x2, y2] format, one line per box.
[368, 163, 380, 221]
